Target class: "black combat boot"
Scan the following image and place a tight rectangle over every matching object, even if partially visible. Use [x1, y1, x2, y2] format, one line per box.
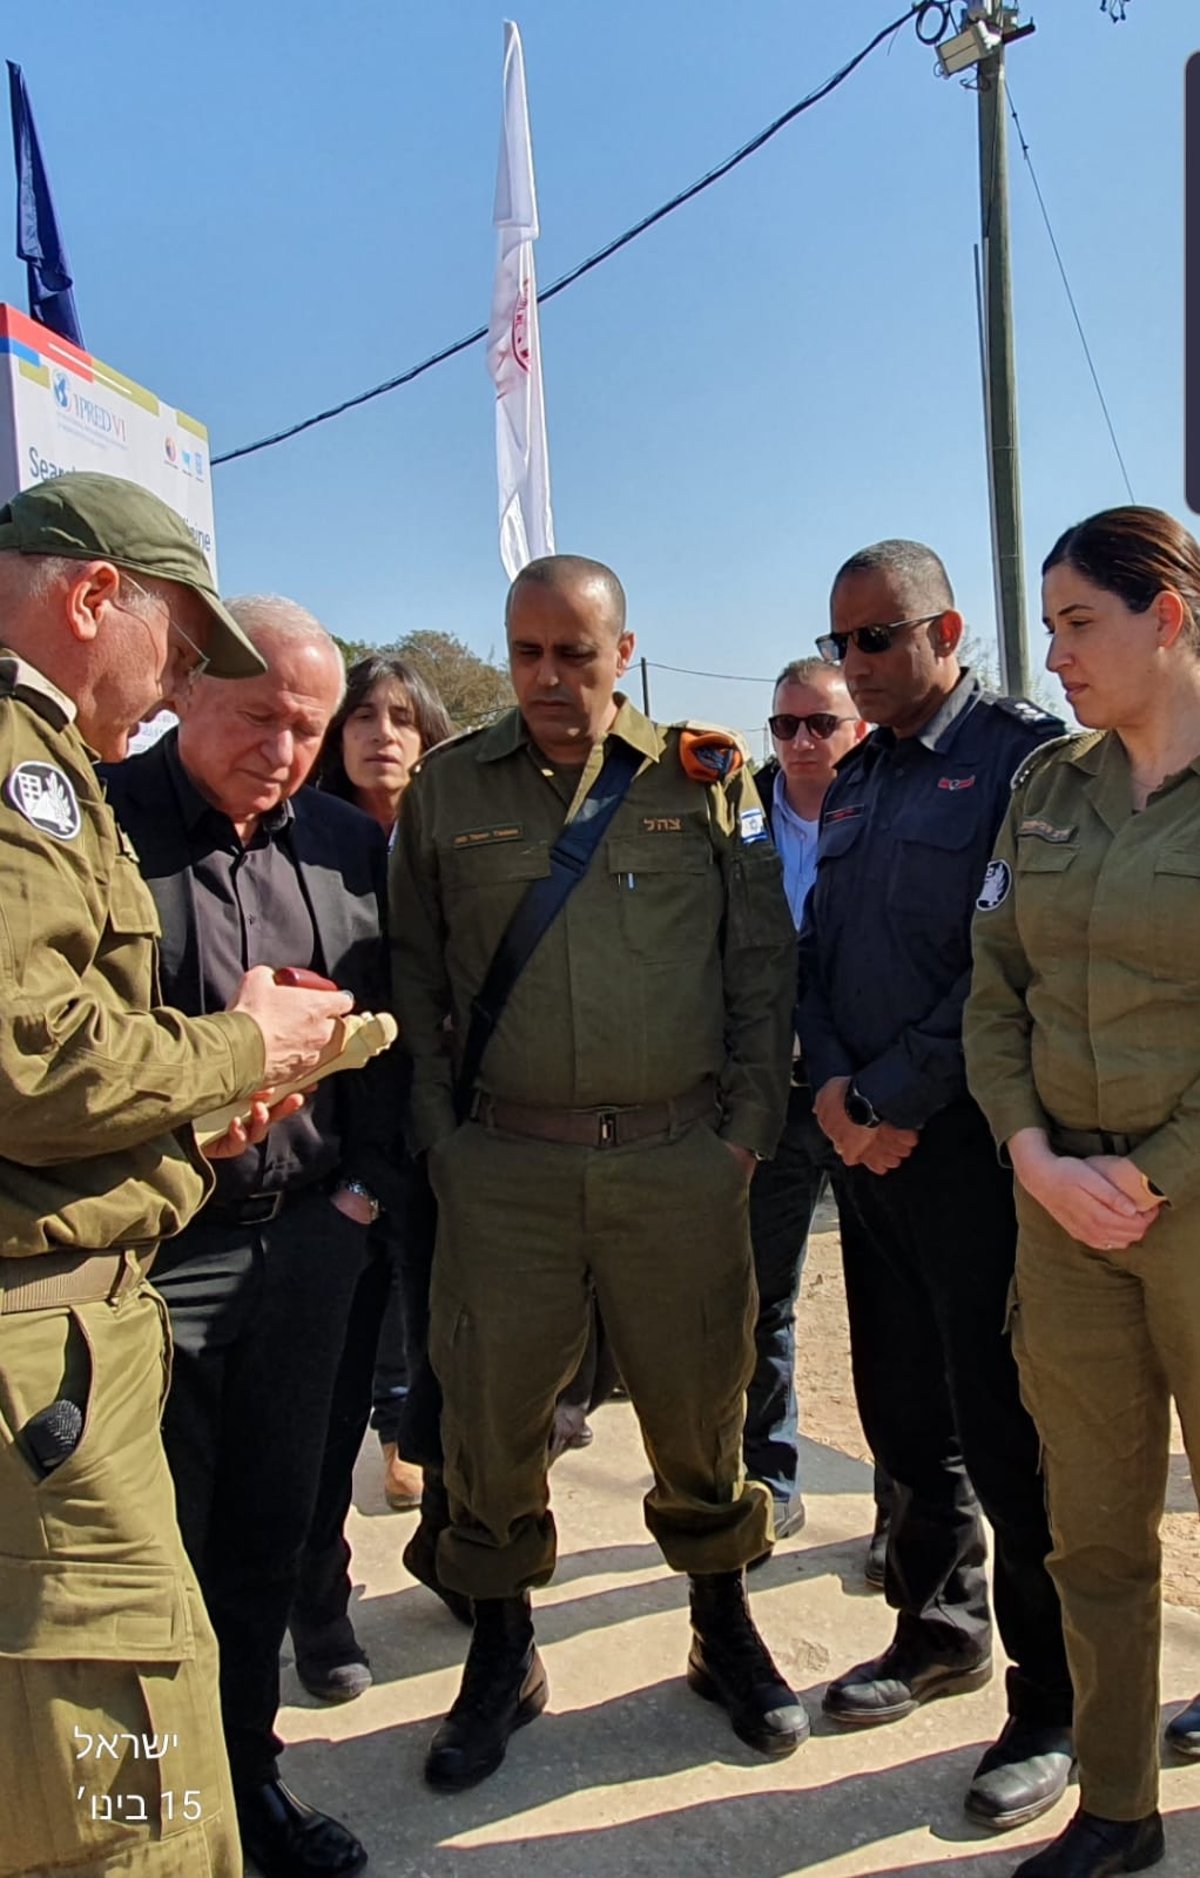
[1012, 1807, 1164, 1876]
[687, 1570, 810, 1756]
[424, 1593, 548, 1791]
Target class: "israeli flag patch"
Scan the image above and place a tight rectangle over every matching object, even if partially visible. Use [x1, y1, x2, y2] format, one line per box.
[739, 807, 768, 844]
[5, 761, 81, 840]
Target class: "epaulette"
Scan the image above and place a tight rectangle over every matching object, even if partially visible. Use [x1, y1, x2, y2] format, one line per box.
[413, 723, 487, 772]
[1009, 731, 1101, 793]
[989, 694, 1068, 734]
[674, 720, 748, 784]
[0, 653, 75, 730]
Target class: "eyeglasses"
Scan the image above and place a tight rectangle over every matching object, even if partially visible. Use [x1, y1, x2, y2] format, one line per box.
[118, 576, 211, 680]
[816, 613, 943, 665]
[767, 711, 857, 742]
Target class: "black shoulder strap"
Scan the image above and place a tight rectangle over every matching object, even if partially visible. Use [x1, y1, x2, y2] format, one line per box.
[455, 738, 642, 1117]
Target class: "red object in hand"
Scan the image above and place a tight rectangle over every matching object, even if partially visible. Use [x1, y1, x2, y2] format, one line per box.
[273, 967, 341, 991]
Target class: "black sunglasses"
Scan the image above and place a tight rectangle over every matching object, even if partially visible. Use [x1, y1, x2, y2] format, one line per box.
[768, 711, 856, 741]
[816, 613, 943, 664]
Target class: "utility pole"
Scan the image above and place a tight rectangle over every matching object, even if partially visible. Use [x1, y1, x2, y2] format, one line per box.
[639, 655, 651, 716]
[938, 4, 1036, 696]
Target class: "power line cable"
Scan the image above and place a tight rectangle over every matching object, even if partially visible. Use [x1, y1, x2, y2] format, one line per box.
[213, 3, 924, 467]
[1007, 89, 1136, 503]
[648, 659, 776, 685]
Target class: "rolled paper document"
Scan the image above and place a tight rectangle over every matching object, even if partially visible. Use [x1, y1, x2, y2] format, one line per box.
[192, 1009, 399, 1149]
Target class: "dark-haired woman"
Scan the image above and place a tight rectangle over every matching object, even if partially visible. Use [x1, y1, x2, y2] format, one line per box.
[965, 506, 1200, 1878]
[289, 657, 454, 1699]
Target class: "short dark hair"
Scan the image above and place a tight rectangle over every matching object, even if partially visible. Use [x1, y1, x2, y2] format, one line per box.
[315, 654, 455, 804]
[831, 539, 955, 616]
[1043, 507, 1200, 653]
[506, 554, 627, 636]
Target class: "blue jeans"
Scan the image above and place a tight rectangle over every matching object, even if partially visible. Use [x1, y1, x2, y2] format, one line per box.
[743, 1081, 837, 1506]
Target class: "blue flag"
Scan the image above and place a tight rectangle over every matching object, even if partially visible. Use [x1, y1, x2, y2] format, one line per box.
[6, 61, 83, 348]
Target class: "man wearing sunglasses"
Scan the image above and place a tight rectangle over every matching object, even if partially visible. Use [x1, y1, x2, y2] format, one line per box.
[797, 539, 1075, 1832]
[743, 660, 868, 1555]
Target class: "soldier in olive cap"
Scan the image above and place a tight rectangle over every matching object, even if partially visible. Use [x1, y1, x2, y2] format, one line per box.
[0, 473, 352, 1877]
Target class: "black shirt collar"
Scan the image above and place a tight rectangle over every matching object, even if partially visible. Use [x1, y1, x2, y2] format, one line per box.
[163, 728, 295, 842]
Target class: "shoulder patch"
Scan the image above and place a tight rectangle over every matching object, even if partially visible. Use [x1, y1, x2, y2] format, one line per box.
[990, 694, 1067, 733]
[977, 859, 1012, 911]
[1009, 731, 1099, 793]
[4, 760, 82, 839]
[676, 723, 747, 784]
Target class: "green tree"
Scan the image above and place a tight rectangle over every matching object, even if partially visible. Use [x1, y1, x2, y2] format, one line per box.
[331, 629, 513, 729]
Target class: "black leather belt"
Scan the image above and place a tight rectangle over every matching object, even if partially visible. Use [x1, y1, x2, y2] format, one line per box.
[472, 1080, 718, 1149]
[1050, 1125, 1146, 1158]
[206, 1191, 288, 1226]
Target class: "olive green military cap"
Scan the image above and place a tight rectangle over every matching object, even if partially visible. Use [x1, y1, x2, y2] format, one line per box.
[0, 472, 264, 678]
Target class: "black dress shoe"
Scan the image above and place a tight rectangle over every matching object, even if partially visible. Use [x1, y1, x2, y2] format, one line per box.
[963, 1716, 1075, 1829]
[687, 1570, 810, 1756]
[1165, 1691, 1200, 1756]
[290, 1615, 373, 1704]
[864, 1505, 889, 1589]
[1012, 1807, 1164, 1876]
[425, 1594, 548, 1791]
[236, 1778, 367, 1877]
[823, 1633, 992, 1726]
[403, 1518, 473, 1626]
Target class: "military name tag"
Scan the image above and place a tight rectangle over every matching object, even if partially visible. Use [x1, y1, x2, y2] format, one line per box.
[1019, 817, 1075, 844]
[452, 823, 523, 849]
[4, 761, 81, 840]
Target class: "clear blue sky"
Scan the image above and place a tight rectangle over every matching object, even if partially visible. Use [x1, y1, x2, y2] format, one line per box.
[3, 2, 1191, 742]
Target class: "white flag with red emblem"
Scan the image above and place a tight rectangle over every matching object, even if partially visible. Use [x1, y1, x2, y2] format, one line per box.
[487, 20, 555, 581]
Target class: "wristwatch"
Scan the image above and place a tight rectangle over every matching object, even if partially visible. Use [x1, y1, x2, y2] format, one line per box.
[844, 1083, 882, 1130]
[338, 1178, 382, 1222]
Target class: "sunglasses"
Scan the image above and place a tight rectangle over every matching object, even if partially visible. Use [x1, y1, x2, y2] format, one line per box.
[768, 711, 857, 741]
[816, 613, 943, 664]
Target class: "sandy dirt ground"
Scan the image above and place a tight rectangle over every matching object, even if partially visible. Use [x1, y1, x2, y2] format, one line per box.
[796, 1218, 1200, 1613]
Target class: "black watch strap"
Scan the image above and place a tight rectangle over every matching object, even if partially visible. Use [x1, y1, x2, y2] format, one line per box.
[844, 1082, 882, 1129]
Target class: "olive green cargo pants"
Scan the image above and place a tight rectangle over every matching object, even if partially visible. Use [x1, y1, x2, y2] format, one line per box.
[0, 1285, 239, 1876]
[428, 1116, 773, 1597]
[1012, 1182, 1200, 1821]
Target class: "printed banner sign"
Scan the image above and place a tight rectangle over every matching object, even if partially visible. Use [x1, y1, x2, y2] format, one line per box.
[0, 301, 218, 574]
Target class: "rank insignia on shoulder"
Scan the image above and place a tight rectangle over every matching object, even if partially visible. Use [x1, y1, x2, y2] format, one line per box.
[4, 761, 81, 840]
[993, 695, 1067, 731]
[739, 806, 767, 844]
[678, 724, 746, 783]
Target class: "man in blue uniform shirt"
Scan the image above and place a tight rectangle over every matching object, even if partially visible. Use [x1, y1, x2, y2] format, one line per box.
[797, 539, 1074, 1831]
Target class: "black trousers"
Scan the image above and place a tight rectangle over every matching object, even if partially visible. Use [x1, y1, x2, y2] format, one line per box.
[835, 1098, 1071, 1726]
[153, 1187, 369, 1789]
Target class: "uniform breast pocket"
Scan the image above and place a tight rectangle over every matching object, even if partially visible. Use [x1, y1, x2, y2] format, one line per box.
[440, 840, 552, 903]
[890, 810, 978, 928]
[1013, 840, 1078, 954]
[106, 856, 161, 939]
[606, 833, 718, 957]
[1151, 846, 1200, 984]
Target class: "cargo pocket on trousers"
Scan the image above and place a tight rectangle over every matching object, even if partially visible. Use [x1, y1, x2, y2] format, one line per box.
[0, 1555, 215, 1872]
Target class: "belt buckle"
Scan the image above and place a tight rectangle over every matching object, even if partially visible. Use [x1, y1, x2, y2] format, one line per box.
[596, 1110, 618, 1148]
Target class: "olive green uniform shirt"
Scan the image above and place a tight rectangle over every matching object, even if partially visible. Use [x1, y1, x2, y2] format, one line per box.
[391, 698, 794, 1158]
[964, 728, 1200, 1205]
[0, 652, 265, 1257]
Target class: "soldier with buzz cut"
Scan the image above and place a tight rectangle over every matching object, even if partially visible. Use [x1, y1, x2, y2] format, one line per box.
[391, 551, 807, 1791]
[0, 473, 352, 1877]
